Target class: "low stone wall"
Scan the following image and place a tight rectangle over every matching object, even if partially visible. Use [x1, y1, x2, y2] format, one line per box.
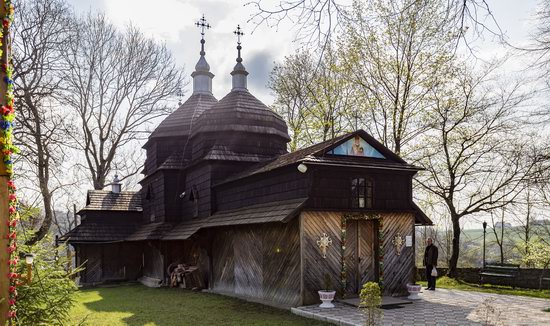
[416, 267, 550, 290]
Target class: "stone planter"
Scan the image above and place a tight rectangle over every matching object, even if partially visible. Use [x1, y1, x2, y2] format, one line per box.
[318, 290, 336, 308]
[407, 283, 422, 300]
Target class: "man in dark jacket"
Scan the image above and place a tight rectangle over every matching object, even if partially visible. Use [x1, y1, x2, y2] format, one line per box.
[423, 238, 438, 290]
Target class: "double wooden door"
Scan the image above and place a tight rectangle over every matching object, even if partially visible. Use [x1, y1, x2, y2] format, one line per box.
[345, 220, 376, 295]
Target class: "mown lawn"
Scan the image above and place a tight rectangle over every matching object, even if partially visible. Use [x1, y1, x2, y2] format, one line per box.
[419, 276, 550, 300]
[70, 284, 329, 326]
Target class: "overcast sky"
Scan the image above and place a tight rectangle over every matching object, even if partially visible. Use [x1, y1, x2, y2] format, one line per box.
[68, 0, 541, 105]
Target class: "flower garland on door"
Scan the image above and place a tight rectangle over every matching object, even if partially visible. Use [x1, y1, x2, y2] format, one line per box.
[340, 213, 383, 296]
[1, 0, 19, 321]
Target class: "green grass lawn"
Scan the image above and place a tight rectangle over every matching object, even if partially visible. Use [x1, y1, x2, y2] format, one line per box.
[419, 276, 550, 300]
[70, 284, 329, 326]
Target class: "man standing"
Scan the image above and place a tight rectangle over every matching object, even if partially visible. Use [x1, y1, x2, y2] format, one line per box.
[424, 238, 438, 290]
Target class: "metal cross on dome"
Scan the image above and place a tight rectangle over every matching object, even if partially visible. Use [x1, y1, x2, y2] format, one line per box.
[234, 25, 244, 45]
[196, 15, 211, 39]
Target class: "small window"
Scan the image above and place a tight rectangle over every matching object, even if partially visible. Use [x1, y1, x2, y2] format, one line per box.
[189, 185, 199, 218]
[351, 177, 373, 208]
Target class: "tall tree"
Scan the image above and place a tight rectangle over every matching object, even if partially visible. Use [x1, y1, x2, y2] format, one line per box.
[59, 14, 186, 189]
[415, 63, 540, 276]
[340, 0, 459, 155]
[12, 0, 74, 244]
[269, 51, 313, 151]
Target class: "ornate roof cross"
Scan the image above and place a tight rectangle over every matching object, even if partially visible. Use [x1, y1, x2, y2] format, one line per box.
[233, 25, 244, 62]
[196, 15, 211, 55]
[196, 15, 211, 39]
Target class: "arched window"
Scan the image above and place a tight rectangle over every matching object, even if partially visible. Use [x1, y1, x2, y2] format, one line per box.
[351, 177, 373, 208]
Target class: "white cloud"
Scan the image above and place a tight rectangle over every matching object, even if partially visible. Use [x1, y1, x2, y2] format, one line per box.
[104, 0, 201, 42]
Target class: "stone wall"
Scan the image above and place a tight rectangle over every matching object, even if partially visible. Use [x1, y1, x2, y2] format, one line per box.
[416, 267, 550, 290]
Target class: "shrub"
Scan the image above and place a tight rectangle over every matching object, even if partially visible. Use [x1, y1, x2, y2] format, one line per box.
[359, 282, 382, 326]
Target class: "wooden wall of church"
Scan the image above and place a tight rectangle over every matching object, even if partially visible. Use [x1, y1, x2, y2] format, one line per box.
[380, 212, 415, 295]
[78, 245, 102, 284]
[143, 241, 164, 281]
[309, 167, 413, 211]
[210, 220, 301, 307]
[215, 167, 309, 211]
[185, 164, 212, 218]
[163, 170, 186, 222]
[141, 173, 165, 223]
[77, 243, 143, 284]
[300, 211, 415, 304]
[300, 211, 343, 305]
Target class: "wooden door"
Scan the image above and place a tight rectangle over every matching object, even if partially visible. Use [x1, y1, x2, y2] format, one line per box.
[345, 220, 375, 295]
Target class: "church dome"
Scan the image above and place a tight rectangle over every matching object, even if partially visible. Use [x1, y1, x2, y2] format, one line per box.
[149, 29, 217, 140]
[191, 90, 289, 139]
[190, 90, 290, 159]
[149, 93, 217, 139]
[190, 25, 290, 160]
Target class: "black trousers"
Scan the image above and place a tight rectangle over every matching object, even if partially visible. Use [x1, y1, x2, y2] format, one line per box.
[425, 265, 436, 289]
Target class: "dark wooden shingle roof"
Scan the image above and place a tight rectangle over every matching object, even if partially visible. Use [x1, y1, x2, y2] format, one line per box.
[125, 222, 176, 241]
[162, 198, 308, 240]
[82, 190, 142, 212]
[150, 93, 217, 139]
[159, 151, 189, 170]
[59, 223, 138, 243]
[216, 130, 420, 186]
[190, 90, 290, 141]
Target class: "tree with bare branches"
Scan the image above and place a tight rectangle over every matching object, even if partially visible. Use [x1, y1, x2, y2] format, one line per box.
[12, 0, 75, 244]
[415, 63, 541, 276]
[248, 0, 502, 53]
[59, 14, 187, 190]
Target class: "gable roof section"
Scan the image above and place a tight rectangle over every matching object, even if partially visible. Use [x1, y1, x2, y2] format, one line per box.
[216, 130, 419, 186]
[58, 222, 138, 243]
[81, 190, 142, 213]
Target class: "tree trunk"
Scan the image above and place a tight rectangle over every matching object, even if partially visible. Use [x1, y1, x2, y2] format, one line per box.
[447, 215, 461, 277]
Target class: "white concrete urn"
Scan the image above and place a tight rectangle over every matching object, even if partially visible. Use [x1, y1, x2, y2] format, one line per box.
[318, 290, 336, 308]
[407, 283, 422, 300]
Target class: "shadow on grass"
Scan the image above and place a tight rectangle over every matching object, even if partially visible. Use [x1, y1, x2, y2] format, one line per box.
[75, 284, 329, 326]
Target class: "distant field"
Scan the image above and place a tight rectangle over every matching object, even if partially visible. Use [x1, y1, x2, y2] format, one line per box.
[416, 225, 550, 267]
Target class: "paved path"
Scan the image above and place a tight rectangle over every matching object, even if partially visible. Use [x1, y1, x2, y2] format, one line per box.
[291, 288, 550, 325]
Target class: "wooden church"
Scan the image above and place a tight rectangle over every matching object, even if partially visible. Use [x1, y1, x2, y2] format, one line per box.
[61, 21, 432, 307]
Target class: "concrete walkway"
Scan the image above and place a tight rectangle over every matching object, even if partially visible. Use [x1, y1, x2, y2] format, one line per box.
[291, 288, 550, 325]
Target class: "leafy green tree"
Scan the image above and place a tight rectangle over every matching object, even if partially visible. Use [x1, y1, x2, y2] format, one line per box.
[269, 48, 356, 150]
[522, 239, 550, 289]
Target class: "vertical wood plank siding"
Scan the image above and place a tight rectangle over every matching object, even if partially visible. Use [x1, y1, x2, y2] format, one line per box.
[300, 211, 414, 304]
[211, 219, 301, 306]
